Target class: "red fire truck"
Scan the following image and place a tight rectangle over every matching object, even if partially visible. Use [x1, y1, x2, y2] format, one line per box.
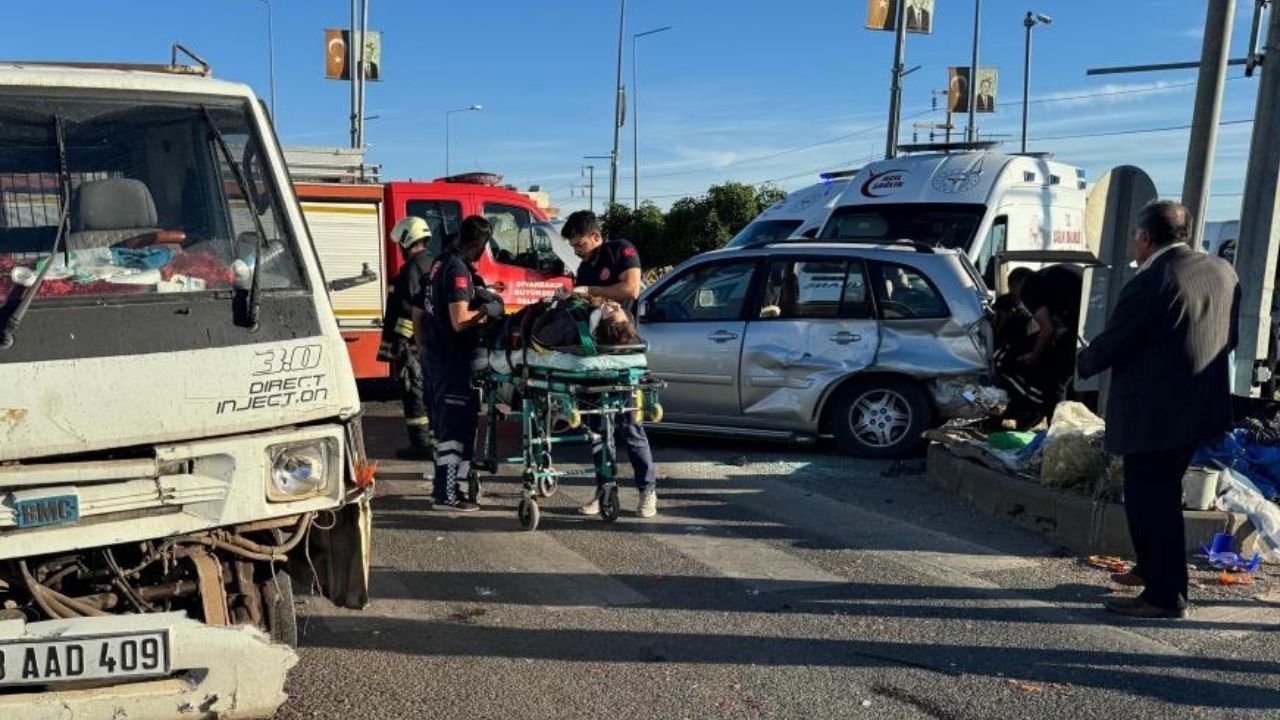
[288, 147, 575, 379]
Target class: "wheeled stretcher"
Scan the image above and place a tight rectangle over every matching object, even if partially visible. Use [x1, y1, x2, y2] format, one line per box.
[472, 344, 663, 531]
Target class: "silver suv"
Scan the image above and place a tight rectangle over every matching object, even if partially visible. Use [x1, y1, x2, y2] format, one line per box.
[637, 241, 994, 457]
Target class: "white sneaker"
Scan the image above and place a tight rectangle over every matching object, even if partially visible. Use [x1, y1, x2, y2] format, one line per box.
[578, 491, 602, 516]
[637, 491, 657, 518]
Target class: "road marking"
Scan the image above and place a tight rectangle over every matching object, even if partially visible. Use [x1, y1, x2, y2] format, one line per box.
[646, 530, 846, 593]
[467, 529, 651, 610]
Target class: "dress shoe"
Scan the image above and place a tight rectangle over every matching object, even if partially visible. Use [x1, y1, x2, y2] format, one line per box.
[1104, 595, 1187, 619]
[1110, 570, 1145, 587]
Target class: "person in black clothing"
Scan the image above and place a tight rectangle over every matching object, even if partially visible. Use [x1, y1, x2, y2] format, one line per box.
[378, 217, 435, 459]
[1078, 200, 1239, 619]
[1013, 263, 1084, 419]
[421, 215, 504, 511]
[560, 210, 658, 518]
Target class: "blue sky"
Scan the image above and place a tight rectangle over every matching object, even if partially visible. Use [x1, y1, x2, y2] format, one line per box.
[9, 1, 1265, 220]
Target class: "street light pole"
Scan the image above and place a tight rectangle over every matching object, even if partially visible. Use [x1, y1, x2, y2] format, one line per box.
[445, 105, 483, 177]
[257, 0, 276, 121]
[609, 0, 627, 211]
[968, 0, 982, 142]
[884, 0, 909, 158]
[632, 25, 672, 209]
[1021, 12, 1051, 154]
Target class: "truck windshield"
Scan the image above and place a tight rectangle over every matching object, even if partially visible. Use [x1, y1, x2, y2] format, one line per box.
[819, 203, 985, 251]
[0, 93, 304, 303]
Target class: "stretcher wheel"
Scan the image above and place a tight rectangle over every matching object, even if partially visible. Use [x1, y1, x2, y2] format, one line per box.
[518, 499, 540, 531]
[600, 486, 620, 523]
[537, 474, 558, 498]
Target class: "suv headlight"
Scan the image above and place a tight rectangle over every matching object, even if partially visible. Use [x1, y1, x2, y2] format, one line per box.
[266, 439, 336, 501]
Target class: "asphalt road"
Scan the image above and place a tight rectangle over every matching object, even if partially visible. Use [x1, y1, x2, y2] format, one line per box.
[276, 397, 1280, 720]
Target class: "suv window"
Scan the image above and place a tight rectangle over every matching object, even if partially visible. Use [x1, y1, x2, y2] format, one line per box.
[405, 199, 462, 258]
[647, 261, 755, 322]
[483, 202, 540, 269]
[871, 262, 949, 319]
[820, 203, 986, 252]
[758, 259, 872, 320]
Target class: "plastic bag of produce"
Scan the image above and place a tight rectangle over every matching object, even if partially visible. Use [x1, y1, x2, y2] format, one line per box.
[1040, 402, 1109, 491]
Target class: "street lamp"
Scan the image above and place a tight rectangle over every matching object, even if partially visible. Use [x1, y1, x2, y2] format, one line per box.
[1021, 12, 1052, 154]
[445, 104, 483, 177]
[253, 0, 276, 121]
[632, 25, 672, 209]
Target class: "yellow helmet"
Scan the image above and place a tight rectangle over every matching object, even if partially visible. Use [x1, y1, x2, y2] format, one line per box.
[390, 216, 432, 250]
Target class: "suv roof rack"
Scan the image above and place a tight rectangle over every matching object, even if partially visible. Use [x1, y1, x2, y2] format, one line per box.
[895, 140, 1001, 154]
[754, 237, 937, 253]
[0, 44, 213, 77]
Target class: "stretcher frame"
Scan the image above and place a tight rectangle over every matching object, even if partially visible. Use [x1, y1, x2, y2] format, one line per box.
[474, 348, 662, 531]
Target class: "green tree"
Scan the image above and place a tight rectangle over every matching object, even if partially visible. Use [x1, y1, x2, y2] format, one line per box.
[755, 183, 787, 210]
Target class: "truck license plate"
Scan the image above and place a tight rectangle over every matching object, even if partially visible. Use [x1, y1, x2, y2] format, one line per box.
[0, 631, 170, 686]
[13, 494, 79, 529]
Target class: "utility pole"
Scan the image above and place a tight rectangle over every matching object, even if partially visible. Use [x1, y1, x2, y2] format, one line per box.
[580, 165, 597, 213]
[884, 0, 909, 158]
[356, 0, 370, 149]
[1182, 0, 1237, 247]
[609, 0, 627, 210]
[967, 0, 982, 142]
[1234, 1, 1280, 396]
[349, 0, 358, 148]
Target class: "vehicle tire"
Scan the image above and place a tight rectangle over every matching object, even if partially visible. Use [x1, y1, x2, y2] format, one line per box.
[829, 378, 931, 459]
[260, 567, 298, 648]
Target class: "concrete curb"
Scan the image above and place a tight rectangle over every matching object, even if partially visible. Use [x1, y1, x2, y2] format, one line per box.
[925, 444, 1258, 558]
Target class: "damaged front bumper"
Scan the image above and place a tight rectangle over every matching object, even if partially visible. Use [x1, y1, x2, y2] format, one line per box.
[0, 611, 297, 720]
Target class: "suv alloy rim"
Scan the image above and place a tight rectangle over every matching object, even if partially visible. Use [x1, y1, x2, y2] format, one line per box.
[850, 389, 912, 448]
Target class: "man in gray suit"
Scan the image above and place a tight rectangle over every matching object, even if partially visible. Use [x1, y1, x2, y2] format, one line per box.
[1078, 201, 1240, 618]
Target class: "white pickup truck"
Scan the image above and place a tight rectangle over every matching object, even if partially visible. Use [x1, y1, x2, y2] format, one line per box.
[0, 55, 371, 719]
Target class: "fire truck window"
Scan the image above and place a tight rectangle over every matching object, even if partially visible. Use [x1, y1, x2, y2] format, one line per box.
[483, 202, 539, 269]
[404, 199, 461, 258]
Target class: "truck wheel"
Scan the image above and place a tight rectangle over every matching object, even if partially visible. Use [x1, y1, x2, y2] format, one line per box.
[260, 567, 299, 648]
[830, 378, 930, 459]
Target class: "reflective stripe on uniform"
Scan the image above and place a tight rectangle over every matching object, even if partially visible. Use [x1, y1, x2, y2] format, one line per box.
[406, 415, 430, 427]
[395, 318, 415, 338]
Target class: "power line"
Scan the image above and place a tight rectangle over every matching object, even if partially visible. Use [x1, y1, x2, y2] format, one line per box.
[620, 80, 1242, 184]
[1032, 117, 1252, 143]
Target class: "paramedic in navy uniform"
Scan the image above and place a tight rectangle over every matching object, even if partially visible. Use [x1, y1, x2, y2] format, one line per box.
[560, 210, 658, 518]
[422, 215, 502, 512]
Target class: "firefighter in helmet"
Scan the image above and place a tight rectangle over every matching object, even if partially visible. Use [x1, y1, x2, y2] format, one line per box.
[378, 216, 436, 459]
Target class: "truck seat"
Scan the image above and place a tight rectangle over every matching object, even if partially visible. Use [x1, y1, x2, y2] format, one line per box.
[67, 178, 160, 250]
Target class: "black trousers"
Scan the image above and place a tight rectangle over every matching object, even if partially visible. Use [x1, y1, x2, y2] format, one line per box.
[1122, 446, 1196, 610]
[425, 351, 478, 504]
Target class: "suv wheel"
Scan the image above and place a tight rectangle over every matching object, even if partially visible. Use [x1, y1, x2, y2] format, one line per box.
[830, 379, 930, 458]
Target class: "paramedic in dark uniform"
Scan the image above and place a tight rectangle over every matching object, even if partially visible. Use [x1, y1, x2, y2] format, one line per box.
[422, 215, 503, 511]
[559, 210, 658, 518]
[377, 216, 434, 460]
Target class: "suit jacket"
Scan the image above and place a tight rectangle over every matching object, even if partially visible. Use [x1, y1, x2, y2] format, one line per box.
[1077, 244, 1240, 455]
[976, 94, 994, 112]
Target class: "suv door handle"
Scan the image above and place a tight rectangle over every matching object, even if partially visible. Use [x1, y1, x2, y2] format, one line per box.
[829, 332, 861, 344]
[707, 331, 739, 343]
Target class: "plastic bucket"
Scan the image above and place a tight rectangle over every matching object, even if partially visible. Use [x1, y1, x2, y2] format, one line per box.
[1182, 467, 1221, 510]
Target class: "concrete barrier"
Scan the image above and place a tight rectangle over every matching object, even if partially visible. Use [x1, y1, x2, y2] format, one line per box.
[925, 444, 1258, 558]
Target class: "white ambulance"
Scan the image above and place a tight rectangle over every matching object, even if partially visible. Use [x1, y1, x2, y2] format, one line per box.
[817, 143, 1089, 284]
[0, 58, 370, 718]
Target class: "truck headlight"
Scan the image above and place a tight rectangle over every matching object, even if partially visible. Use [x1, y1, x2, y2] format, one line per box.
[266, 439, 335, 501]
